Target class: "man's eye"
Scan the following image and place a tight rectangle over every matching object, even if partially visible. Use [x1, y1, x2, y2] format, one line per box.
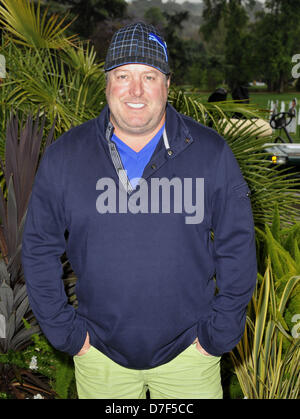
[117, 74, 127, 80]
[146, 75, 155, 81]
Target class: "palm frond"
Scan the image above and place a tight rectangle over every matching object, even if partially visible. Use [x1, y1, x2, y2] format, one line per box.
[1, 40, 106, 138]
[169, 89, 300, 228]
[0, 0, 77, 49]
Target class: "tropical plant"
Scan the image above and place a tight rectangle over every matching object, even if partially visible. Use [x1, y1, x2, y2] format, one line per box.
[0, 0, 76, 49]
[29, 333, 76, 399]
[169, 89, 300, 228]
[255, 205, 300, 333]
[0, 328, 77, 398]
[229, 205, 300, 399]
[230, 261, 300, 399]
[0, 39, 106, 142]
[0, 1, 104, 397]
[0, 331, 77, 398]
[0, 111, 55, 397]
[0, 0, 106, 147]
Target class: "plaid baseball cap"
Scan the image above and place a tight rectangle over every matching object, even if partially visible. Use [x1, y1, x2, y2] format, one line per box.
[104, 22, 170, 75]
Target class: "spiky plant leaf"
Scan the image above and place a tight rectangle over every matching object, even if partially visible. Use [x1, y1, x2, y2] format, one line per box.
[0, 277, 13, 319]
[10, 323, 40, 351]
[0, 111, 55, 263]
[6, 175, 17, 259]
[0, 111, 55, 354]
[0, 258, 9, 283]
[294, 239, 300, 267]
[1, 41, 106, 136]
[271, 203, 281, 241]
[0, 0, 77, 49]
[13, 282, 27, 308]
[230, 260, 300, 399]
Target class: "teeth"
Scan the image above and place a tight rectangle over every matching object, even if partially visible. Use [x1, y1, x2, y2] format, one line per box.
[127, 103, 145, 109]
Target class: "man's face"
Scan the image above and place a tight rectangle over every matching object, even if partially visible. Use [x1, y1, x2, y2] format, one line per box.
[105, 64, 169, 138]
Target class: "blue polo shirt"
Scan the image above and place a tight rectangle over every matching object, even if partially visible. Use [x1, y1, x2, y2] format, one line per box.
[111, 124, 165, 188]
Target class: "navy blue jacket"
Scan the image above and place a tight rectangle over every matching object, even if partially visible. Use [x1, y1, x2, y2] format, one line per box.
[21, 103, 257, 369]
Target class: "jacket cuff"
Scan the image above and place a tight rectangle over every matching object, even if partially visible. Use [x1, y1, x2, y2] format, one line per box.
[48, 313, 87, 356]
[196, 319, 224, 357]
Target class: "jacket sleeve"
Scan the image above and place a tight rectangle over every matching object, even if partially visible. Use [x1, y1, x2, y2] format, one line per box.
[197, 140, 257, 356]
[21, 145, 87, 356]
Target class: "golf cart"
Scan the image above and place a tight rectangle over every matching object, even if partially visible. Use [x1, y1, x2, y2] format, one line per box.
[207, 86, 273, 137]
[263, 111, 300, 167]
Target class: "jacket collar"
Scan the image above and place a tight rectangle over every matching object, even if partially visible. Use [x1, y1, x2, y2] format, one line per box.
[95, 102, 194, 181]
[96, 102, 194, 149]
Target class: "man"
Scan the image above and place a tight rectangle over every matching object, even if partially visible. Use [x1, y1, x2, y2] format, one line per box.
[287, 98, 297, 134]
[22, 22, 257, 399]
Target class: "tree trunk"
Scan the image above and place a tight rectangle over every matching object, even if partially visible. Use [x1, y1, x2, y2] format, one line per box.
[277, 71, 285, 93]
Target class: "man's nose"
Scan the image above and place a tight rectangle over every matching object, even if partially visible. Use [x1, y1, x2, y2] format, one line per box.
[129, 78, 143, 97]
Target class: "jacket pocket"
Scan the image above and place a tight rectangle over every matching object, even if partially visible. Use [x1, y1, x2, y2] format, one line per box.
[232, 182, 251, 199]
[230, 182, 254, 235]
[232, 182, 252, 214]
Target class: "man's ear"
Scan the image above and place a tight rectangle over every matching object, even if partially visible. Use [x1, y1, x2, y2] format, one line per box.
[167, 75, 171, 89]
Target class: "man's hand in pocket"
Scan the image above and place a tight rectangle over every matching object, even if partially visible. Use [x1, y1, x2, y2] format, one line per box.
[76, 332, 91, 356]
[193, 337, 212, 356]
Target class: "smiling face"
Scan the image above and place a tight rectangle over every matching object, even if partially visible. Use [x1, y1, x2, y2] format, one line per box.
[105, 64, 170, 140]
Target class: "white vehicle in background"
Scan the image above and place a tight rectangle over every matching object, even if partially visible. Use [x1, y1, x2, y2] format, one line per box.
[264, 112, 300, 170]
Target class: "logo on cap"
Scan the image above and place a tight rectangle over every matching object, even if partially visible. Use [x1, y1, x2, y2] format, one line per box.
[148, 33, 168, 62]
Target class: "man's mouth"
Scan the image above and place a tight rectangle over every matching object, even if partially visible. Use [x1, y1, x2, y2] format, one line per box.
[126, 103, 146, 109]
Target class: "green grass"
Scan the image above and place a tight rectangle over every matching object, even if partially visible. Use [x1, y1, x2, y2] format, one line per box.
[249, 92, 300, 143]
[249, 92, 299, 111]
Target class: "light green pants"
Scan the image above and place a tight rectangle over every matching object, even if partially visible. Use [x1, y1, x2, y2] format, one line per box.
[73, 342, 223, 399]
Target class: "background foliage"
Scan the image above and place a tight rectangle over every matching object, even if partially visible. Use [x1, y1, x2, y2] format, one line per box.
[0, 0, 299, 399]
[25, 0, 300, 92]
